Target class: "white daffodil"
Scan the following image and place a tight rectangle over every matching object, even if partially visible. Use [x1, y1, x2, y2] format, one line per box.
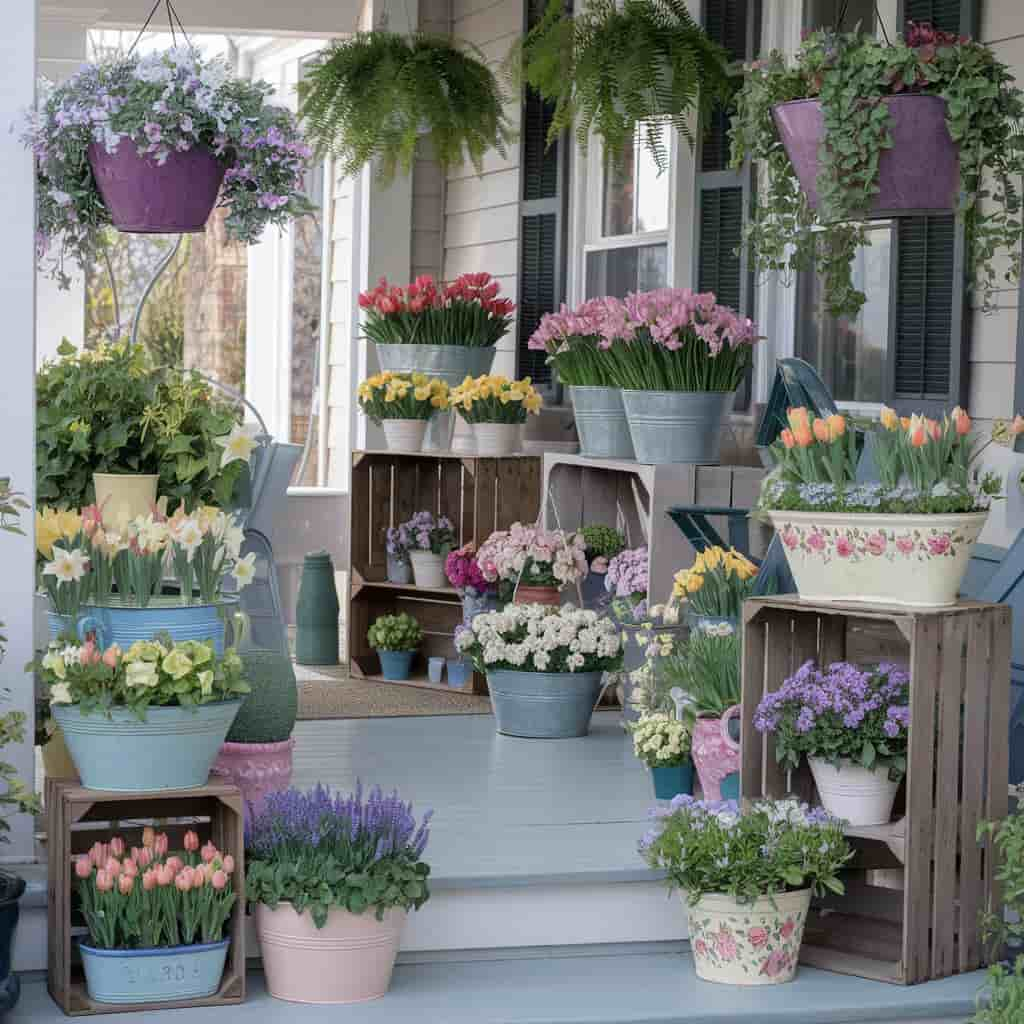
[214, 424, 260, 468]
[177, 518, 204, 560]
[231, 552, 257, 588]
[43, 546, 89, 585]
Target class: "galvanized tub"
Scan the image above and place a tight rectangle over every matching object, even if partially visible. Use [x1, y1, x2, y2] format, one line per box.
[486, 669, 604, 738]
[621, 390, 734, 464]
[569, 386, 634, 460]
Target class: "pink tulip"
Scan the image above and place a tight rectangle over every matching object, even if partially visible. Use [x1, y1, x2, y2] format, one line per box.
[175, 873, 192, 893]
[200, 841, 217, 864]
[109, 836, 125, 858]
[154, 833, 169, 857]
[101, 645, 121, 669]
[183, 830, 199, 853]
[211, 870, 228, 891]
[95, 870, 113, 893]
[142, 869, 157, 892]
[192, 867, 206, 889]
[118, 874, 134, 896]
[221, 855, 235, 875]
[156, 865, 174, 887]
[165, 856, 184, 876]
[104, 857, 121, 876]
[74, 856, 92, 880]
[79, 641, 101, 666]
[122, 859, 138, 878]
[88, 842, 107, 867]
[135, 848, 153, 869]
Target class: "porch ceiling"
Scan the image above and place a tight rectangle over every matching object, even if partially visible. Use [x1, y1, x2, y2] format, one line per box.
[42, 0, 359, 37]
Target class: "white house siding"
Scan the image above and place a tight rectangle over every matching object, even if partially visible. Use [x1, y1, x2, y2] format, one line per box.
[328, 170, 356, 488]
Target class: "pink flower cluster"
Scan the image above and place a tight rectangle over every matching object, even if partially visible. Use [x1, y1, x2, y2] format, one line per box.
[445, 543, 490, 593]
[624, 289, 759, 355]
[475, 523, 588, 588]
[605, 546, 649, 598]
[528, 297, 638, 352]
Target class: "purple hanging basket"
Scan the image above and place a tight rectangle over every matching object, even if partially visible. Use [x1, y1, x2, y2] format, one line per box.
[88, 142, 226, 234]
[772, 94, 959, 217]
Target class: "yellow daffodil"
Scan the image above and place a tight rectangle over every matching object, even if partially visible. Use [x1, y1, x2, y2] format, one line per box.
[36, 508, 64, 559]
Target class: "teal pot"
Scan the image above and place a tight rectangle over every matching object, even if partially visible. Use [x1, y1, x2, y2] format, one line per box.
[76, 597, 245, 656]
[651, 761, 694, 800]
[487, 669, 604, 739]
[377, 649, 415, 681]
[0, 875, 25, 1013]
[375, 343, 496, 451]
[446, 659, 472, 689]
[621, 390, 734, 464]
[52, 701, 242, 792]
[79, 939, 230, 1005]
[569, 386, 634, 460]
[295, 551, 340, 666]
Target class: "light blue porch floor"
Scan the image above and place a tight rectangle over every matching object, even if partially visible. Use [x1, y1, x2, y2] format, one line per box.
[12, 955, 983, 1023]
[289, 709, 656, 887]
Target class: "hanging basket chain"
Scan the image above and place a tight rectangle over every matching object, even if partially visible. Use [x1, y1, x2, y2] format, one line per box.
[127, 0, 196, 56]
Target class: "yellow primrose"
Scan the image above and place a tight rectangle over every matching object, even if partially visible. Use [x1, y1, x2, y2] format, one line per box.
[162, 648, 194, 681]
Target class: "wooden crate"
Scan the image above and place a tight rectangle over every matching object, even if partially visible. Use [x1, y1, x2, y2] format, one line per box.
[47, 779, 246, 1015]
[740, 596, 1011, 985]
[541, 454, 766, 604]
[348, 451, 541, 695]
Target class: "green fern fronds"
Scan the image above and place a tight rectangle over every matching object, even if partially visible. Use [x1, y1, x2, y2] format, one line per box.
[299, 31, 516, 182]
[515, 0, 732, 169]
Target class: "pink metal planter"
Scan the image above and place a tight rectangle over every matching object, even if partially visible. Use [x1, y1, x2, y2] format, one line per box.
[211, 739, 295, 818]
[691, 706, 741, 802]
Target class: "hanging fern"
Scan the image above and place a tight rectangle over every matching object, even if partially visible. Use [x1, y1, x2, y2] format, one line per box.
[299, 31, 515, 182]
[516, 0, 733, 169]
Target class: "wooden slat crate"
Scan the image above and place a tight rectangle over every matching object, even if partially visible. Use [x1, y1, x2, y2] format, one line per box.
[47, 779, 246, 1015]
[740, 596, 1011, 985]
[348, 451, 541, 694]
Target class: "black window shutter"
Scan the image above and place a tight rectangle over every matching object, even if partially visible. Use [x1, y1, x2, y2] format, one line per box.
[518, 213, 557, 387]
[697, 187, 743, 310]
[902, 0, 966, 33]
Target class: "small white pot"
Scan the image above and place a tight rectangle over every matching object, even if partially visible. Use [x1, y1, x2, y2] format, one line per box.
[685, 888, 811, 985]
[381, 419, 428, 452]
[767, 510, 988, 607]
[471, 422, 520, 457]
[409, 550, 446, 589]
[808, 757, 900, 826]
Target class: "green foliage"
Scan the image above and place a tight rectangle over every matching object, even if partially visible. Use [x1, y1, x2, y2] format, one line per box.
[971, 957, 1024, 1024]
[731, 27, 1024, 317]
[226, 650, 298, 744]
[367, 613, 422, 652]
[659, 629, 741, 717]
[517, 0, 732, 168]
[36, 340, 246, 510]
[580, 524, 626, 560]
[299, 32, 514, 182]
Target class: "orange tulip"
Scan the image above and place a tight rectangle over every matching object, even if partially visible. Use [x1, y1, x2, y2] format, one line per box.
[910, 427, 928, 448]
[826, 414, 846, 439]
[1011, 414, 1024, 437]
[812, 418, 830, 443]
[927, 418, 942, 441]
[900, 417, 911, 430]
[786, 407, 811, 435]
[951, 406, 971, 436]
[780, 428, 795, 450]
[793, 425, 814, 448]
[879, 406, 899, 431]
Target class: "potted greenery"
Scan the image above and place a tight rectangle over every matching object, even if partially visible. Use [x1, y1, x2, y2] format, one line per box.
[298, 31, 513, 183]
[456, 603, 622, 738]
[41, 637, 248, 792]
[641, 797, 850, 985]
[36, 340, 254, 524]
[475, 523, 589, 606]
[74, 829, 237, 1005]
[579, 524, 626, 606]
[518, 0, 731, 168]
[529, 300, 634, 460]
[730, 23, 1024, 317]
[25, 48, 311, 283]
[247, 784, 431, 1004]
[357, 372, 450, 452]
[398, 512, 457, 590]
[754, 662, 910, 827]
[671, 545, 760, 632]
[448, 374, 543, 456]
[628, 712, 693, 800]
[758, 406, 1020, 606]
[0, 479, 42, 1013]
[367, 613, 423, 682]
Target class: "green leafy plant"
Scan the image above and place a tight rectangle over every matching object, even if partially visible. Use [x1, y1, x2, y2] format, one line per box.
[36, 340, 248, 510]
[970, 957, 1024, 1024]
[517, 0, 732, 168]
[657, 628, 741, 717]
[580, 524, 626, 562]
[731, 24, 1024, 317]
[367, 613, 422, 652]
[299, 32, 514, 183]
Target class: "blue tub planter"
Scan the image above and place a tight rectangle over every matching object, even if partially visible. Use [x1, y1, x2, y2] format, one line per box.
[487, 670, 604, 739]
[651, 761, 694, 800]
[75, 598, 245, 655]
[377, 650, 415, 681]
[52, 701, 242, 792]
[80, 939, 230, 1004]
[47, 610, 75, 644]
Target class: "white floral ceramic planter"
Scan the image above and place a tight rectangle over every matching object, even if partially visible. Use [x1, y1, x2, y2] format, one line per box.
[686, 888, 811, 985]
[767, 510, 988, 607]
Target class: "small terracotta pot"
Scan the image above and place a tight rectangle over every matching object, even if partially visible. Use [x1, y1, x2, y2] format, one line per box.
[691, 707, 741, 802]
[257, 903, 406, 1004]
[211, 738, 295, 817]
[513, 585, 560, 607]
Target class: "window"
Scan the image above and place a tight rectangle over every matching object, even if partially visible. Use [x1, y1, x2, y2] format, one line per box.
[804, 0, 876, 32]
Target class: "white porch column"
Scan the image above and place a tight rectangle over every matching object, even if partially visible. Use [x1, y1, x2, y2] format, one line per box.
[1, 0, 39, 862]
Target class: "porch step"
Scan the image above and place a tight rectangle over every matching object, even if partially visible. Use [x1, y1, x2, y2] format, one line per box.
[12, 950, 984, 1023]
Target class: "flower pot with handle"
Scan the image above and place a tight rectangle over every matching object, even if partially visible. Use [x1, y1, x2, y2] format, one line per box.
[686, 888, 812, 985]
[409, 551, 446, 589]
[569, 385, 635, 460]
[621, 390, 734, 464]
[91, 472, 159, 533]
[487, 669, 604, 738]
[79, 939, 230, 1004]
[52, 700, 243, 792]
[768, 510, 988, 607]
[377, 649, 415, 681]
[651, 760, 694, 800]
[88, 143, 227, 234]
[0, 875, 25, 1013]
[808, 757, 901, 827]
[691, 705, 741, 802]
[471, 422, 520, 456]
[381, 419, 428, 452]
[257, 902, 406, 1004]
[772, 95, 958, 217]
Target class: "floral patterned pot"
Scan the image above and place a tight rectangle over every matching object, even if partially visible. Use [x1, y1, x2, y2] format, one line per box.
[686, 888, 811, 985]
[768, 510, 988, 607]
[691, 707, 741, 802]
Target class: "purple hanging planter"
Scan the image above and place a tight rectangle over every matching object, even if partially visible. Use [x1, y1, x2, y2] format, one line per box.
[88, 142, 226, 234]
[772, 94, 959, 217]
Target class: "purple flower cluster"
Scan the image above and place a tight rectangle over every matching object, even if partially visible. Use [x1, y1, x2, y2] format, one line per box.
[397, 511, 456, 555]
[605, 546, 649, 598]
[445, 544, 489, 592]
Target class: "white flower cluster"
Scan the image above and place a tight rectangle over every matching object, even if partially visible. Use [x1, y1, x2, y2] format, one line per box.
[630, 712, 691, 767]
[455, 603, 621, 673]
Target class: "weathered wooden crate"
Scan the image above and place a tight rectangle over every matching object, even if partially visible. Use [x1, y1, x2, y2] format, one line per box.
[740, 596, 1011, 985]
[541, 454, 766, 603]
[47, 779, 246, 1015]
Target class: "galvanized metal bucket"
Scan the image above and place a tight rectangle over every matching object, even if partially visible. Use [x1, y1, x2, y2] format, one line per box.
[487, 669, 604, 738]
[569, 386, 634, 460]
[375, 343, 496, 451]
[621, 390, 734, 464]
